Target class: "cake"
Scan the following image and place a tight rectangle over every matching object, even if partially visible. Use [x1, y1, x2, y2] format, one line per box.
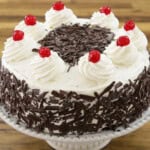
[0, 1, 150, 136]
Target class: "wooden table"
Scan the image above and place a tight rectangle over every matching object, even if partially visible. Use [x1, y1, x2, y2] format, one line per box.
[0, 0, 150, 150]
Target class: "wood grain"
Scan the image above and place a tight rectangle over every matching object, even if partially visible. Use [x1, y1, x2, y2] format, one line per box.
[0, 0, 150, 150]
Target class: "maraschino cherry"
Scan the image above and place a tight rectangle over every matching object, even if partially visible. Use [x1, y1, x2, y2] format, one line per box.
[13, 30, 24, 41]
[99, 6, 111, 15]
[53, 1, 65, 11]
[24, 15, 37, 26]
[39, 47, 51, 58]
[89, 50, 101, 63]
[117, 36, 130, 47]
[124, 20, 135, 31]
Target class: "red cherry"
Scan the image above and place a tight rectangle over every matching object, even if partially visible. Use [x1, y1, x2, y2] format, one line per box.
[39, 47, 51, 58]
[24, 15, 37, 25]
[117, 36, 130, 47]
[88, 50, 101, 63]
[99, 6, 111, 15]
[52, 1, 65, 11]
[13, 30, 24, 41]
[124, 20, 135, 31]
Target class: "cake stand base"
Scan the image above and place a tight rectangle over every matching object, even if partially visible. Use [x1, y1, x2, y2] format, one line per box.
[46, 139, 111, 150]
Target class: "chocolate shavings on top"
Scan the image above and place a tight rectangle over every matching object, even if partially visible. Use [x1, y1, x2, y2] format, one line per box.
[38, 24, 114, 66]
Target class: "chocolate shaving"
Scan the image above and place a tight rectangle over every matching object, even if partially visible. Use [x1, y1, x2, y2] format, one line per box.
[32, 48, 39, 52]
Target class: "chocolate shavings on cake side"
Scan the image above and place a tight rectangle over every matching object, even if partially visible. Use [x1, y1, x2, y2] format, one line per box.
[0, 64, 150, 136]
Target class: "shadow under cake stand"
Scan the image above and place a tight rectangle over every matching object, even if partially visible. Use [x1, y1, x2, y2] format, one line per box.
[0, 106, 149, 150]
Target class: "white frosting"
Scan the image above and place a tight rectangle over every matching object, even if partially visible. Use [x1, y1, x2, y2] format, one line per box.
[113, 28, 128, 39]
[125, 26, 148, 51]
[105, 41, 140, 66]
[91, 12, 119, 30]
[1, 19, 150, 96]
[78, 53, 115, 83]
[3, 36, 40, 63]
[45, 7, 77, 30]
[30, 52, 66, 83]
[15, 21, 47, 41]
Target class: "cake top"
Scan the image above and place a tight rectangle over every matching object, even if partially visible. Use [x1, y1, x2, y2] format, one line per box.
[2, 1, 149, 95]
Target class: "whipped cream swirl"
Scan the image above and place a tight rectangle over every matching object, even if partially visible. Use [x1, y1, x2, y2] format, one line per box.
[3, 36, 40, 63]
[45, 7, 77, 30]
[105, 42, 140, 66]
[15, 21, 47, 41]
[78, 53, 115, 83]
[114, 28, 128, 39]
[90, 12, 119, 30]
[125, 26, 148, 51]
[31, 52, 66, 83]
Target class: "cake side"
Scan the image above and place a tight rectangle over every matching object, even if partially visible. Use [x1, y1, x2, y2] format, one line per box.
[0, 64, 150, 135]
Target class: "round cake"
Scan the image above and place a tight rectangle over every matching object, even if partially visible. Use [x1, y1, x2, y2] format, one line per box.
[0, 1, 150, 136]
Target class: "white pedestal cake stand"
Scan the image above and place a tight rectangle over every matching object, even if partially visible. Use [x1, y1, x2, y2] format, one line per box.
[0, 106, 149, 150]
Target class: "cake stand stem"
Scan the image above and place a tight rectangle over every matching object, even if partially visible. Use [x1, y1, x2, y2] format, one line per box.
[46, 138, 111, 150]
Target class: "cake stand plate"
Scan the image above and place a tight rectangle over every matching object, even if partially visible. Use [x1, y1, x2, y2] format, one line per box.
[0, 106, 149, 150]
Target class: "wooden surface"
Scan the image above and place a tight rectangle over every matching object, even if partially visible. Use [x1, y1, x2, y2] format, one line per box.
[0, 0, 150, 150]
